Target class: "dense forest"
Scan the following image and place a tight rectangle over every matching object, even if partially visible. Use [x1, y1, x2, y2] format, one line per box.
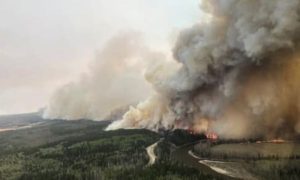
[1, 115, 300, 180]
[0, 119, 220, 180]
[193, 140, 300, 180]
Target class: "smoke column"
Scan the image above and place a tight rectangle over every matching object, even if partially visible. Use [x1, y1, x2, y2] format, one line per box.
[107, 0, 300, 139]
[45, 0, 300, 139]
[44, 32, 165, 120]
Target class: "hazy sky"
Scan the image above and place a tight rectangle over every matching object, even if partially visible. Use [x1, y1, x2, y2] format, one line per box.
[0, 0, 199, 115]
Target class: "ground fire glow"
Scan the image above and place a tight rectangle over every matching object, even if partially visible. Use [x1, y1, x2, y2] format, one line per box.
[43, 0, 300, 141]
[206, 132, 218, 141]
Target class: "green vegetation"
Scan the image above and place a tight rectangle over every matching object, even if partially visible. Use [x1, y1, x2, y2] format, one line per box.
[0, 119, 222, 180]
[0, 113, 44, 129]
[246, 159, 300, 180]
[194, 142, 300, 160]
[193, 141, 300, 180]
[0, 120, 157, 179]
[163, 129, 206, 146]
[152, 139, 224, 180]
[0, 120, 111, 154]
[2, 115, 299, 180]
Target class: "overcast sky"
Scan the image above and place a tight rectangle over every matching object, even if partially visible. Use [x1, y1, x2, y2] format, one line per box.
[0, 0, 199, 115]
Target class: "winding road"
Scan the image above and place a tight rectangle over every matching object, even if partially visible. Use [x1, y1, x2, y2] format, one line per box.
[146, 141, 159, 165]
[146, 139, 256, 179]
[190, 150, 256, 180]
[146, 138, 163, 166]
[172, 142, 257, 180]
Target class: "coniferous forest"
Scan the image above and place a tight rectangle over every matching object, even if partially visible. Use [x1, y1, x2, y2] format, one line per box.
[0, 119, 219, 180]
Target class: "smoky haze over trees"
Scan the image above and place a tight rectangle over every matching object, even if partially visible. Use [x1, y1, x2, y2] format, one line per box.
[106, 0, 300, 140]
[43, 0, 300, 140]
[2, 1, 300, 180]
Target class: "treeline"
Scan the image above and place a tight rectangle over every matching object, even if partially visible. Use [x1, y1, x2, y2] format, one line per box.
[162, 129, 206, 146]
[246, 160, 300, 180]
[0, 131, 157, 180]
[193, 143, 300, 161]
[193, 141, 300, 180]
[152, 139, 225, 180]
[0, 120, 224, 180]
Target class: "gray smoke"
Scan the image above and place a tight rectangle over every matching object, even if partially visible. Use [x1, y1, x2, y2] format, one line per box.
[107, 0, 300, 139]
[44, 32, 164, 120]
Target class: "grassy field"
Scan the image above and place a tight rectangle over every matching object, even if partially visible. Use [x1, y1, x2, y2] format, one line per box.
[245, 159, 300, 180]
[210, 142, 300, 159]
[193, 141, 300, 180]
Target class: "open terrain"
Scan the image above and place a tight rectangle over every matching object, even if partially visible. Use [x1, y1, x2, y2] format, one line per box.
[0, 113, 45, 132]
[208, 142, 300, 159]
[193, 141, 300, 180]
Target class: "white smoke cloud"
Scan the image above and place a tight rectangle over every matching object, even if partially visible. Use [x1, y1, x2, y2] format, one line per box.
[44, 32, 166, 120]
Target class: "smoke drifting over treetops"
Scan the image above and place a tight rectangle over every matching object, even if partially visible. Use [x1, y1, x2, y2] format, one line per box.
[46, 0, 300, 139]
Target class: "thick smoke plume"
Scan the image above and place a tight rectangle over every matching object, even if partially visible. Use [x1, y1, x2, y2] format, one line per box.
[45, 0, 300, 139]
[44, 33, 164, 120]
[107, 0, 300, 139]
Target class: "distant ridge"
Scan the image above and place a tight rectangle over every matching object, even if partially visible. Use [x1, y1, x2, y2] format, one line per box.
[0, 112, 44, 129]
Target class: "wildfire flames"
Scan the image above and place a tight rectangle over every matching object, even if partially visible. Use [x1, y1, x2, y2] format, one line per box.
[256, 139, 287, 144]
[206, 132, 218, 141]
[45, 0, 300, 140]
